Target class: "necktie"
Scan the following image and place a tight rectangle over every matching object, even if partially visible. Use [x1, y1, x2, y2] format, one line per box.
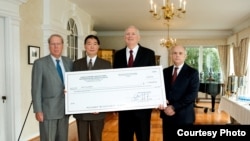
[128, 50, 133, 67]
[56, 60, 64, 83]
[88, 59, 93, 70]
[171, 67, 178, 84]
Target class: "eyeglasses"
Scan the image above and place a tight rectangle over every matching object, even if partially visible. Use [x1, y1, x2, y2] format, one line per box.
[50, 43, 63, 46]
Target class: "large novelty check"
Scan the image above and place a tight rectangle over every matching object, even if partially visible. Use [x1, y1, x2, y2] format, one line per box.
[65, 66, 166, 114]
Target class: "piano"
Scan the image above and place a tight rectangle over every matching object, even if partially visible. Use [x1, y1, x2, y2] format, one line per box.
[199, 81, 222, 112]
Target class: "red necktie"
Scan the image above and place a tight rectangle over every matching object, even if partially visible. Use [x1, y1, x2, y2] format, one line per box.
[171, 67, 178, 84]
[128, 50, 133, 67]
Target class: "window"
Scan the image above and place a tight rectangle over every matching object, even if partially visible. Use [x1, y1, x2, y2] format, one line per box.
[67, 18, 78, 61]
[185, 46, 222, 83]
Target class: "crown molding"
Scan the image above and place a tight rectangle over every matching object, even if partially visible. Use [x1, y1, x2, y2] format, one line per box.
[97, 30, 232, 39]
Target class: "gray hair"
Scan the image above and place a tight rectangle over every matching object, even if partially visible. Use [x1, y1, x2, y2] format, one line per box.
[48, 34, 64, 44]
[124, 25, 140, 36]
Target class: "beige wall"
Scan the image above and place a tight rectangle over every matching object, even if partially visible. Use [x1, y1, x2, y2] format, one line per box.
[98, 34, 227, 68]
[20, 0, 44, 139]
[227, 27, 250, 47]
[19, 0, 93, 140]
[18, 0, 250, 140]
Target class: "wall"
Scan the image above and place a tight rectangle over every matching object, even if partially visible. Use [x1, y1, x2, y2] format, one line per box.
[238, 27, 250, 44]
[227, 27, 250, 47]
[20, 0, 43, 139]
[98, 32, 227, 68]
[19, 0, 93, 140]
[17, 0, 250, 140]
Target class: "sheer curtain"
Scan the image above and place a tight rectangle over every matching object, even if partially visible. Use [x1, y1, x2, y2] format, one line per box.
[217, 45, 230, 89]
[233, 38, 249, 96]
[218, 45, 230, 84]
[233, 38, 249, 76]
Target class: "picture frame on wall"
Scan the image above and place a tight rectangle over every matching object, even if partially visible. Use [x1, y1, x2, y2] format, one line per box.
[28, 45, 40, 65]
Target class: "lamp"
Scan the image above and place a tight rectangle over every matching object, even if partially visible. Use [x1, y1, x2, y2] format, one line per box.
[160, 23, 176, 48]
[149, 0, 186, 21]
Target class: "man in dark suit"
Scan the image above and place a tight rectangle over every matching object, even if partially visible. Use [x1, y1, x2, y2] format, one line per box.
[73, 35, 111, 141]
[113, 25, 156, 141]
[160, 45, 199, 140]
[31, 34, 73, 141]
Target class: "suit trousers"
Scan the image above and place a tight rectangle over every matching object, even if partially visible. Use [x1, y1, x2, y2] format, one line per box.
[76, 119, 105, 141]
[118, 110, 151, 141]
[39, 115, 69, 141]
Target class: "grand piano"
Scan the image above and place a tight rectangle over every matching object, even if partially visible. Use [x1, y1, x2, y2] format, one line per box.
[198, 81, 222, 112]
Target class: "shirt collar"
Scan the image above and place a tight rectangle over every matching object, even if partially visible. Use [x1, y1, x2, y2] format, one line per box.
[87, 55, 97, 64]
[174, 63, 184, 70]
[50, 55, 62, 62]
[126, 45, 139, 55]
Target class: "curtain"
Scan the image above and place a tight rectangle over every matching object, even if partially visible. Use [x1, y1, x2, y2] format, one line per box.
[233, 38, 249, 96]
[217, 45, 230, 89]
[233, 38, 249, 76]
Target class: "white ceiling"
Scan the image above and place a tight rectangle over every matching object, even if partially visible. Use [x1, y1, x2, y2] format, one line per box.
[70, 0, 250, 33]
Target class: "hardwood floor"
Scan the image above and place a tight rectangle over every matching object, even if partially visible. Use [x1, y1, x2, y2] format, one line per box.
[194, 102, 230, 125]
[29, 102, 230, 141]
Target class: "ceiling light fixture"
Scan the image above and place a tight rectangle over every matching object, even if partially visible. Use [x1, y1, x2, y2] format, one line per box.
[160, 23, 176, 48]
[149, 0, 186, 21]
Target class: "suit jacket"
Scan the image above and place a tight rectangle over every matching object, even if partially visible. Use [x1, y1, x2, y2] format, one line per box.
[31, 55, 73, 120]
[113, 45, 156, 118]
[73, 57, 112, 120]
[160, 63, 200, 125]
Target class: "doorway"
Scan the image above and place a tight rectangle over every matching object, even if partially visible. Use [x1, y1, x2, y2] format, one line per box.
[0, 16, 7, 141]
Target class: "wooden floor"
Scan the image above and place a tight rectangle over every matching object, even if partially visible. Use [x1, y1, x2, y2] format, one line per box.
[29, 102, 230, 141]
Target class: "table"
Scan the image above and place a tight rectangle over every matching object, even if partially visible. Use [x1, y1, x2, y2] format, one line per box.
[218, 96, 250, 124]
[199, 82, 222, 112]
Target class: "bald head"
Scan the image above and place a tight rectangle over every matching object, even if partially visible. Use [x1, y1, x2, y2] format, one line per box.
[171, 45, 187, 66]
[124, 25, 141, 48]
[171, 45, 187, 54]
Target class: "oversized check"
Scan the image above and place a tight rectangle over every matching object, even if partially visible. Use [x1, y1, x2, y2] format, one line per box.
[65, 66, 166, 114]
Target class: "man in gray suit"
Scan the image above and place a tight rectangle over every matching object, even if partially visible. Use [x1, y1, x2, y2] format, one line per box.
[31, 34, 73, 141]
[73, 35, 112, 141]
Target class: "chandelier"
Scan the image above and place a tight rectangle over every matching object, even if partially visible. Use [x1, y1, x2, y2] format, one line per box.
[160, 23, 176, 48]
[149, 0, 186, 21]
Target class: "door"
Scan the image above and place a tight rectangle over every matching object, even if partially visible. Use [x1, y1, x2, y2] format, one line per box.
[0, 16, 7, 141]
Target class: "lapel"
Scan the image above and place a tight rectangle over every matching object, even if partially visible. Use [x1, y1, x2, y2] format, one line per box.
[169, 66, 174, 77]
[121, 48, 128, 66]
[167, 66, 174, 85]
[61, 57, 68, 72]
[93, 58, 100, 69]
[45, 56, 62, 83]
[133, 49, 139, 66]
[83, 57, 88, 70]
[91, 57, 103, 70]
[173, 64, 187, 85]
[76, 57, 88, 71]
[133, 46, 143, 66]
